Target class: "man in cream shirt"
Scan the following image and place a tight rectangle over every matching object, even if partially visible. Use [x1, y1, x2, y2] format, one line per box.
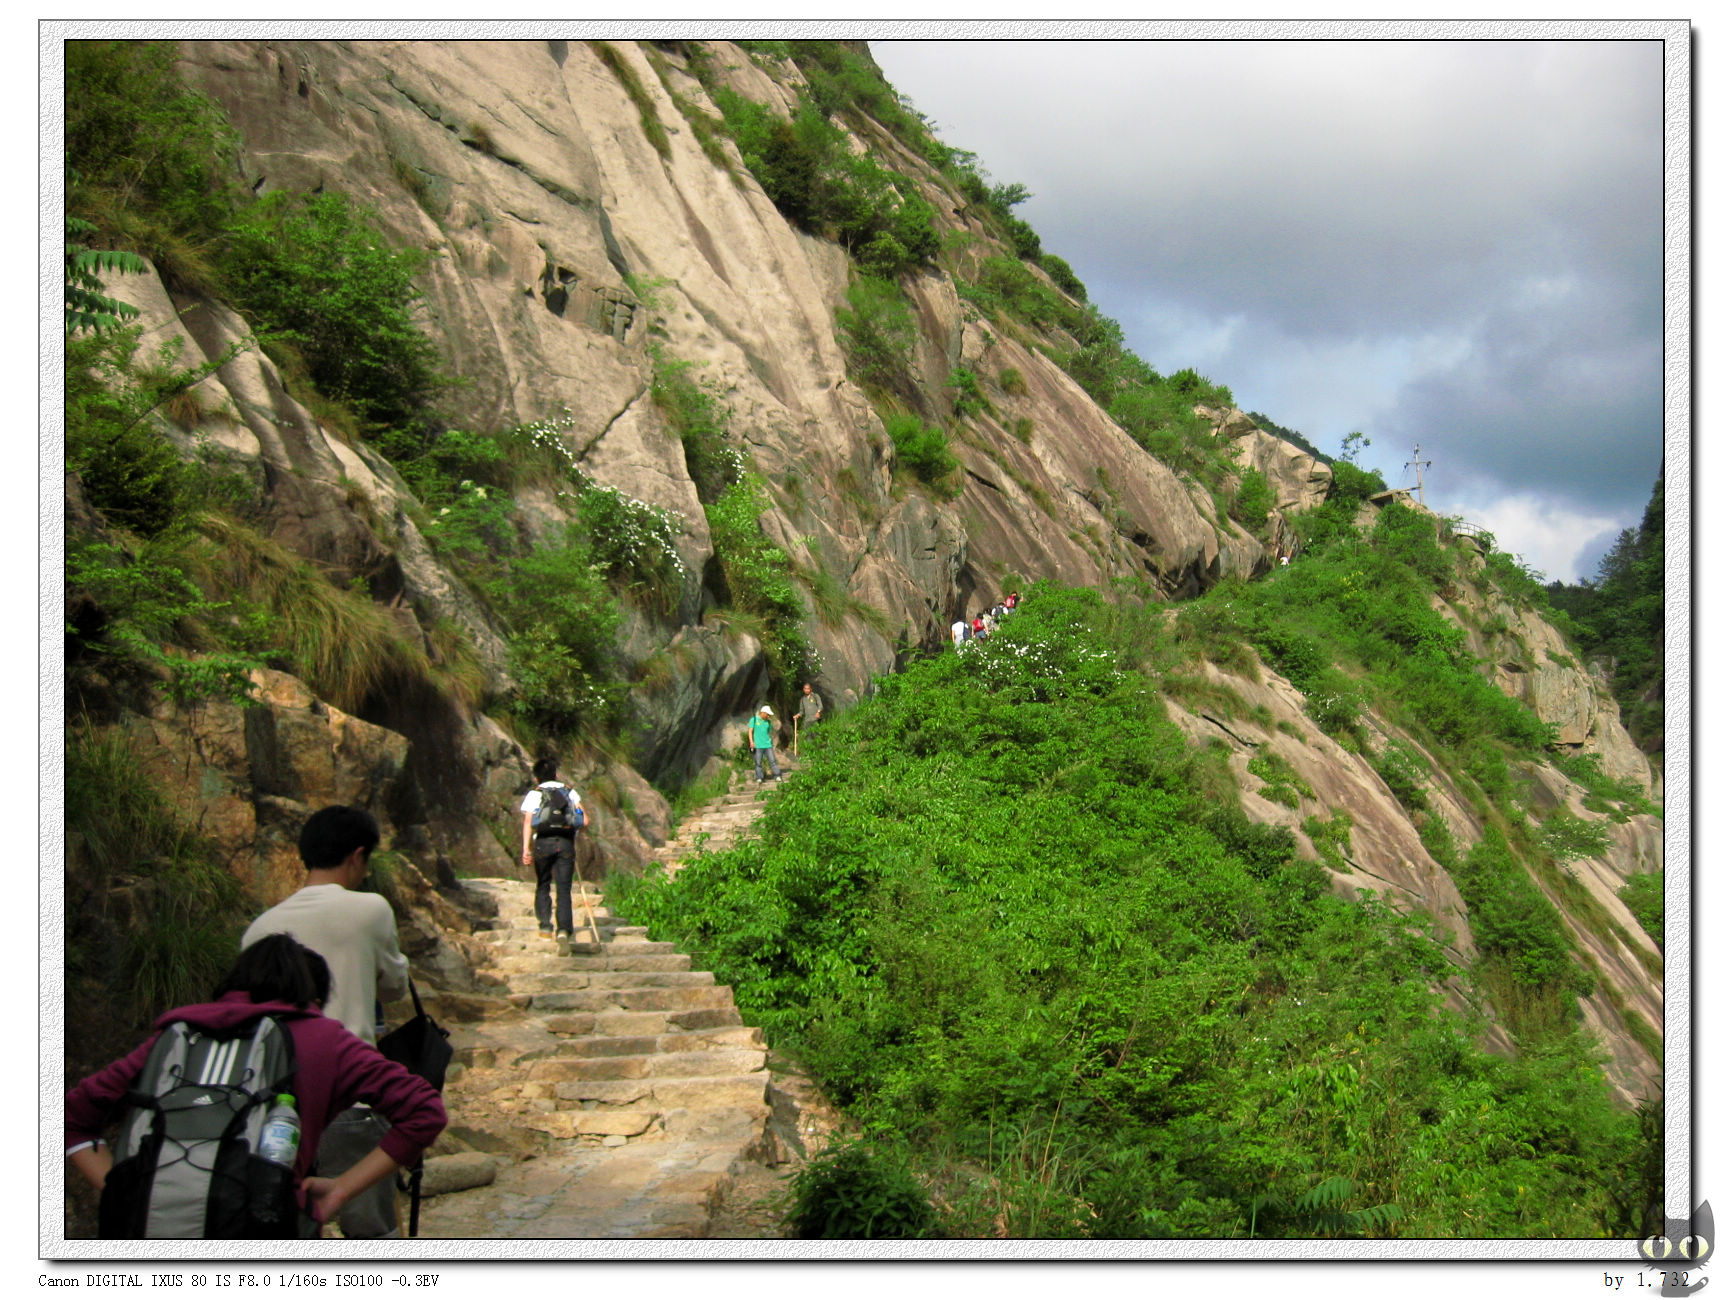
[243, 805, 409, 1237]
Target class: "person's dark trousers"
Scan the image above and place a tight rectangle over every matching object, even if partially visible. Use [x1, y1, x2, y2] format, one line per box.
[534, 833, 576, 934]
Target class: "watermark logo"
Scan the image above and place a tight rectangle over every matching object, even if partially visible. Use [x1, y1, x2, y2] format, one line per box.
[1638, 1200, 1713, 1295]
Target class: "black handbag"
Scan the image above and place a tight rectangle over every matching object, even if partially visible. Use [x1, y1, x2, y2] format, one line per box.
[377, 977, 453, 1092]
[378, 977, 452, 1239]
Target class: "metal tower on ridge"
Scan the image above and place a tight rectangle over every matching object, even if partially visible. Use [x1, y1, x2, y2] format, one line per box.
[1404, 444, 1433, 506]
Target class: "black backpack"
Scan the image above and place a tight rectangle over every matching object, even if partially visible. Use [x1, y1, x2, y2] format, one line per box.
[99, 1014, 302, 1238]
[534, 784, 583, 835]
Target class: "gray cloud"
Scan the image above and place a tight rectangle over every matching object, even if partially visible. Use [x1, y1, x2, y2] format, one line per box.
[871, 38, 1664, 579]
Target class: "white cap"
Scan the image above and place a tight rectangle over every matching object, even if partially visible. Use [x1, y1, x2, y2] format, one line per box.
[759, 705, 774, 716]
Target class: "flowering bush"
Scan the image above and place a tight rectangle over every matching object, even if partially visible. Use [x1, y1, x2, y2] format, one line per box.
[575, 482, 688, 610]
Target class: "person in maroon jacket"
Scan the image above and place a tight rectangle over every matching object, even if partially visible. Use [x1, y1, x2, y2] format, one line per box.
[65, 934, 446, 1234]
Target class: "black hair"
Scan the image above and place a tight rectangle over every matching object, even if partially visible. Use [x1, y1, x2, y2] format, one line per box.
[215, 933, 333, 1008]
[297, 805, 381, 870]
[533, 757, 558, 784]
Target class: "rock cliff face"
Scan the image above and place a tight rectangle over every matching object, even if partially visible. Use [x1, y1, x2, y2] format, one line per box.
[74, 40, 1659, 1102]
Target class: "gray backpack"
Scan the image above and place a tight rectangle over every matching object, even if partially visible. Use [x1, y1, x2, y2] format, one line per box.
[99, 1014, 301, 1238]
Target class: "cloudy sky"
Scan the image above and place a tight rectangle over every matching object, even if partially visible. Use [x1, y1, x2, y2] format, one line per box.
[870, 38, 1666, 583]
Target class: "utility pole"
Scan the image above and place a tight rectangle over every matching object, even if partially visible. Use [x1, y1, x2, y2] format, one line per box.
[1404, 444, 1433, 506]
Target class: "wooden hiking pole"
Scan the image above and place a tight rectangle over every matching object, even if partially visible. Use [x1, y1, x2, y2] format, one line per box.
[578, 884, 600, 945]
[793, 713, 800, 758]
[576, 833, 601, 944]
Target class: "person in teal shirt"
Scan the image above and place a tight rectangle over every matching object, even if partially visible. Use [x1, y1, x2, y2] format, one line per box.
[750, 705, 781, 782]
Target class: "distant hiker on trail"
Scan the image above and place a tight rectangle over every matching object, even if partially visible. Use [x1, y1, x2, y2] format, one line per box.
[242, 805, 410, 1239]
[952, 617, 970, 648]
[750, 705, 781, 782]
[1006, 591, 1021, 611]
[990, 600, 1007, 623]
[799, 682, 824, 728]
[66, 933, 445, 1238]
[973, 612, 989, 640]
[519, 757, 588, 949]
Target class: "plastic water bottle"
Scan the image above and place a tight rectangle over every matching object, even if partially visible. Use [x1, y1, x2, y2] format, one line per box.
[251, 1093, 300, 1230]
[257, 1094, 300, 1167]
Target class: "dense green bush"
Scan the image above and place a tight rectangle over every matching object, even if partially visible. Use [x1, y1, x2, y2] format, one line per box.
[1230, 467, 1276, 532]
[65, 40, 240, 291]
[1039, 252, 1087, 300]
[1458, 827, 1586, 997]
[221, 191, 444, 432]
[835, 276, 917, 395]
[502, 530, 626, 736]
[710, 85, 938, 278]
[614, 583, 1643, 1237]
[705, 474, 814, 687]
[947, 367, 989, 418]
[1619, 870, 1663, 948]
[885, 413, 957, 487]
[1545, 476, 1664, 751]
[789, 1140, 940, 1239]
[65, 328, 206, 537]
[650, 348, 744, 505]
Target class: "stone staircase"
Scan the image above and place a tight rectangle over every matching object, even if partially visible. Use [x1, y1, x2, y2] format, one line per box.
[650, 758, 798, 877]
[413, 757, 814, 1238]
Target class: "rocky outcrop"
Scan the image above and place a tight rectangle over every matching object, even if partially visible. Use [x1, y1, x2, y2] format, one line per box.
[1161, 644, 1661, 1107]
[168, 39, 1297, 713]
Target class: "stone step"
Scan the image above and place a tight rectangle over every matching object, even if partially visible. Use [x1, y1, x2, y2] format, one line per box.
[540, 1025, 765, 1059]
[530, 985, 737, 1014]
[582, 969, 715, 988]
[563, 939, 678, 957]
[488, 952, 691, 977]
[494, 972, 718, 1004]
[540, 1073, 769, 1110]
[513, 1109, 665, 1140]
[504, 911, 615, 931]
[540, 1006, 744, 1037]
[525, 1046, 767, 1084]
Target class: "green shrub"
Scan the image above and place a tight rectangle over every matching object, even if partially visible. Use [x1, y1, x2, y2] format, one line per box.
[576, 481, 688, 611]
[710, 85, 937, 277]
[835, 276, 917, 394]
[1039, 252, 1086, 300]
[1539, 813, 1613, 862]
[705, 475, 814, 687]
[1459, 827, 1581, 998]
[789, 1140, 940, 1239]
[1301, 808, 1354, 870]
[65, 328, 204, 537]
[885, 413, 957, 487]
[1371, 739, 1431, 812]
[65, 40, 240, 288]
[221, 191, 443, 431]
[504, 532, 625, 737]
[650, 348, 743, 504]
[948, 367, 989, 417]
[1230, 468, 1276, 532]
[1248, 751, 1312, 807]
[1619, 870, 1663, 948]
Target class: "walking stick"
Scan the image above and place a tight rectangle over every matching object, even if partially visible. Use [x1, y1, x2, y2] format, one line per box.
[577, 834, 601, 945]
[793, 713, 800, 759]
